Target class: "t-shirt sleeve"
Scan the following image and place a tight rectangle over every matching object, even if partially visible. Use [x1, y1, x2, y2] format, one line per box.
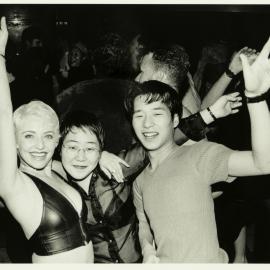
[193, 141, 233, 185]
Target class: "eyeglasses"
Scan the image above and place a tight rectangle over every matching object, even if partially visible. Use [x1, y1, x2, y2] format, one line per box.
[62, 144, 100, 156]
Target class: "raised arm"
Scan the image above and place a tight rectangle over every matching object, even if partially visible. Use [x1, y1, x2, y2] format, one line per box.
[201, 47, 257, 109]
[175, 92, 242, 143]
[0, 17, 20, 199]
[228, 37, 270, 176]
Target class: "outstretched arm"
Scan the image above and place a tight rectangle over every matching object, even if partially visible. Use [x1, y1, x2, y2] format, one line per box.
[228, 37, 270, 176]
[176, 92, 242, 143]
[0, 17, 20, 199]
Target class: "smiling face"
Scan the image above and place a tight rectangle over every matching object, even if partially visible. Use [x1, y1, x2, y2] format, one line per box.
[16, 115, 59, 170]
[61, 127, 101, 181]
[132, 95, 179, 153]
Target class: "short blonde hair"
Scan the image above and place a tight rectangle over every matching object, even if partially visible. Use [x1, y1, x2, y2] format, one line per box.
[13, 100, 59, 133]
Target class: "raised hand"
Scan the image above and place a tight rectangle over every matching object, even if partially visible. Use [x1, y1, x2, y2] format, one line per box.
[228, 47, 257, 75]
[0, 17, 8, 55]
[209, 92, 242, 119]
[99, 151, 130, 182]
[240, 38, 270, 96]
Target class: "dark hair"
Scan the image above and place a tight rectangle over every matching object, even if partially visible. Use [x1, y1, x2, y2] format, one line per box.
[59, 110, 105, 151]
[93, 32, 129, 78]
[21, 26, 43, 44]
[151, 44, 190, 90]
[124, 80, 182, 120]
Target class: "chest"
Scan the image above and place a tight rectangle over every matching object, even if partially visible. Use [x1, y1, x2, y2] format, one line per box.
[141, 164, 212, 217]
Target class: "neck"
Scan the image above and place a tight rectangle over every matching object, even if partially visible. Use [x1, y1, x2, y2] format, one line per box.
[160, 76, 178, 92]
[20, 160, 53, 178]
[148, 140, 178, 171]
[76, 173, 93, 194]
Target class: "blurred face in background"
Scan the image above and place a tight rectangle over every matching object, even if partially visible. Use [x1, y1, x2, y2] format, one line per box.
[129, 34, 144, 73]
[135, 53, 157, 83]
[69, 47, 85, 68]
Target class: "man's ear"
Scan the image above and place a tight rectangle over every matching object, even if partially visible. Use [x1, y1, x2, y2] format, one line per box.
[173, 114, 179, 128]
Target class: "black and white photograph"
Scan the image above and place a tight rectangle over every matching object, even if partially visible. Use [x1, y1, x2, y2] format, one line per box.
[1, 1, 270, 265]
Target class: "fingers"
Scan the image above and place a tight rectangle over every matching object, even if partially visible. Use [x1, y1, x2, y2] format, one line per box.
[224, 92, 242, 114]
[1, 17, 7, 32]
[231, 101, 242, 109]
[212, 191, 223, 199]
[225, 92, 242, 102]
[101, 167, 112, 179]
[111, 163, 124, 182]
[240, 54, 251, 75]
[231, 108, 240, 114]
[227, 91, 241, 98]
[118, 158, 130, 168]
[1, 17, 7, 30]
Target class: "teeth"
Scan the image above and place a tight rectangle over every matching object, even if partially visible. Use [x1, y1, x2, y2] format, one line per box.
[143, 132, 158, 137]
[31, 153, 46, 157]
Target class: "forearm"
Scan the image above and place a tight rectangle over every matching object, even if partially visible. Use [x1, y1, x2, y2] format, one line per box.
[0, 56, 13, 113]
[248, 100, 270, 171]
[0, 20, 19, 196]
[177, 112, 208, 142]
[234, 226, 246, 263]
[139, 221, 156, 258]
[201, 72, 232, 109]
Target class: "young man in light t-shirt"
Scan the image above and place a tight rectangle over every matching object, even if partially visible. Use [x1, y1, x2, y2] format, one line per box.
[124, 38, 270, 263]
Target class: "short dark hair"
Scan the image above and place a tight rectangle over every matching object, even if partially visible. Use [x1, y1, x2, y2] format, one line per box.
[150, 44, 190, 90]
[93, 32, 129, 77]
[124, 80, 182, 120]
[59, 110, 105, 151]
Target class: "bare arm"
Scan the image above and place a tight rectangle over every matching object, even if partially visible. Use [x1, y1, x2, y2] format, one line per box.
[228, 38, 270, 177]
[133, 180, 159, 263]
[233, 226, 247, 263]
[201, 47, 257, 109]
[0, 17, 21, 199]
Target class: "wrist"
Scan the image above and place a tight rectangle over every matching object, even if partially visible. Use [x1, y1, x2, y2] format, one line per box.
[245, 89, 270, 103]
[207, 106, 217, 121]
[200, 109, 214, 125]
[225, 67, 237, 79]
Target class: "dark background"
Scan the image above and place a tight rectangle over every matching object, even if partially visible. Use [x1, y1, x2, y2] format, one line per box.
[1, 4, 270, 68]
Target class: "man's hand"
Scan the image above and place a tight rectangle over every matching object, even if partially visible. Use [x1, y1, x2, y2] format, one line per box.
[228, 47, 257, 75]
[241, 38, 270, 96]
[209, 92, 242, 119]
[0, 17, 8, 55]
[99, 151, 130, 182]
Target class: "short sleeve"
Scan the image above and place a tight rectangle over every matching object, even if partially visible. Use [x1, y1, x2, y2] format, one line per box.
[193, 141, 233, 185]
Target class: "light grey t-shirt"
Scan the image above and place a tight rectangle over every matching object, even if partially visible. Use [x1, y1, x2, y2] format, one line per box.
[133, 141, 233, 263]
